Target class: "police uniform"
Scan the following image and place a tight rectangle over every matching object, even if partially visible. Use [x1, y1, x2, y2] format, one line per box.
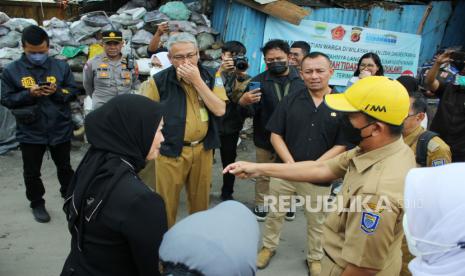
[321, 76, 416, 276]
[143, 65, 227, 228]
[403, 126, 451, 167]
[83, 31, 137, 110]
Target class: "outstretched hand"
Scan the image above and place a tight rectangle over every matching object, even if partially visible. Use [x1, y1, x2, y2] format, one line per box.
[223, 161, 260, 179]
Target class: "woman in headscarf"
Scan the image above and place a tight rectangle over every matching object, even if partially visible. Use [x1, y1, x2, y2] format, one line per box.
[61, 94, 167, 276]
[159, 201, 259, 276]
[404, 163, 465, 276]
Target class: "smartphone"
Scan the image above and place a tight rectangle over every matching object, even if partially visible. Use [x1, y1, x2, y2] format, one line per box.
[248, 81, 261, 92]
[38, 81, 51, 87]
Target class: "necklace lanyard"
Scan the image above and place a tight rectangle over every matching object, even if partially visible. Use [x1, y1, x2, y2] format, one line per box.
[274, 82, 291, 101]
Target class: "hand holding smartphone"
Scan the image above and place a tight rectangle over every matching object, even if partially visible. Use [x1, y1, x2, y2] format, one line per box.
[248, 81, 261, 93]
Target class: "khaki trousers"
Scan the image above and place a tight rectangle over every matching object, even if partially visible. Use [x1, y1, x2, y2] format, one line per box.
[138, 159, 156, 190]
[263, 177, 330, 262]
[255, 147, 275, 206]
[155, 144, 213, 228]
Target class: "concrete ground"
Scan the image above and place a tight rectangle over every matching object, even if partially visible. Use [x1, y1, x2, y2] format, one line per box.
[0, 138, 309, 276]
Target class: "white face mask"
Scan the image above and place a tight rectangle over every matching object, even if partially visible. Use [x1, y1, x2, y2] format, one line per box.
[403, 215, 465, 257]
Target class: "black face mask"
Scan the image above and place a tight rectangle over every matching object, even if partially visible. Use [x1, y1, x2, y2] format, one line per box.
[341, 116, 375, 146]
[267, 61, 288, 75]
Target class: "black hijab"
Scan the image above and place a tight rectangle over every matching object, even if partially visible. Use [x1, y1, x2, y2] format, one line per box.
[64, 94, 164, 251]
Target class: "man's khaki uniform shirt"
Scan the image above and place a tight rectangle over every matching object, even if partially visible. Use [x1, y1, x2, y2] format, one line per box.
[403, 126, 451, 167]
[321, 138, 416, 275]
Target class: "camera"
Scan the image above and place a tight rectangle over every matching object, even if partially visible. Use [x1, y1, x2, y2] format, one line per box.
[233, 55, 249, 71]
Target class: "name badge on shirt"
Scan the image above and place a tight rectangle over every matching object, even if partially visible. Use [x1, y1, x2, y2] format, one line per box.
[200, 107, 209, 122]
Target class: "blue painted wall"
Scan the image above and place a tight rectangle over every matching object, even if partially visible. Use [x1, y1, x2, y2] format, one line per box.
[212, 1, 456, 77]
[441, 0, 465, 48]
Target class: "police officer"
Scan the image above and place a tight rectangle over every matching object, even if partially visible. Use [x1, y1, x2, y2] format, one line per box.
[83, 30, 138, 110]
[224, 76, 416, 276]
[1, 25, 77, 223]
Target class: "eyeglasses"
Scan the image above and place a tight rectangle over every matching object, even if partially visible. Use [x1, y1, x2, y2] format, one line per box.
[172, 52, 198, 61]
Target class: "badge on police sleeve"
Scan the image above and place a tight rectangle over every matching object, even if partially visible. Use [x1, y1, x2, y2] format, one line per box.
[361, 212, 380, 234]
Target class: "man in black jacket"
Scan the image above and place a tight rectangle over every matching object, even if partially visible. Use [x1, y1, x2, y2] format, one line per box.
[238, 39, 306, 220]
[1, 25, 78, 223]
[145, 33, 227, 228]
[217, 41, 252, 201]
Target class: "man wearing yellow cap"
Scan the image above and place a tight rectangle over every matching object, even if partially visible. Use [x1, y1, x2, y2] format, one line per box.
[83, 30, 138, 110]
[224, 76, 416, 276]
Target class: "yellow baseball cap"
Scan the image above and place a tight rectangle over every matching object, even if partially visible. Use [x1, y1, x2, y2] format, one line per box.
[324, 76, 409, 126]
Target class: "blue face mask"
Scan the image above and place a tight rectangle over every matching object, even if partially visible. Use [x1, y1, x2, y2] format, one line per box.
[455, 75, 465, 87]
[26, 53, 48, 66]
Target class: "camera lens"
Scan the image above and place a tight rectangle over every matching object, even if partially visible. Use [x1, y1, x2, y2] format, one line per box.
[233, 55, 249, 71]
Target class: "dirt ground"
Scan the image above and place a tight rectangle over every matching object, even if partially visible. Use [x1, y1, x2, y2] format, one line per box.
[0, 138, 309, 276]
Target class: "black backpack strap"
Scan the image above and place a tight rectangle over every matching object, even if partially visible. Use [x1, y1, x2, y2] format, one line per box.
[416, 130, 438, 167]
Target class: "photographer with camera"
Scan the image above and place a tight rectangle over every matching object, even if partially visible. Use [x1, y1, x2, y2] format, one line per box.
[425, 49, 465, 162]
[216, 41, 252, 201]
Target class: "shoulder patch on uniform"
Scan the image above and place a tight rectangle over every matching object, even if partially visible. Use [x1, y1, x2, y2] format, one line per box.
[360, 211, 380, 234]
[427, 139, 440, 152]
[432, 159, 446, 167]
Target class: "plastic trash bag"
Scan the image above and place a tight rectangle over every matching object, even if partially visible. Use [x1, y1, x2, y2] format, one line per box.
[0, 47, 22, 60]
[204, 49, 222, 60]
[144, 10, 169, 24]
[81, 12, 111, 27]
[136, 46, 149, 58]
[109, 13, 142, 27]
[101, 22, 122, 32]
[67, 55, 87, 71]
[0, 12, 10, 24]
[122, 7, 147, 21]
[61, 46, 87, 59]
[196, 25, 218, 35]
[3, 18, 37, 32]
[190, 11, 208, 26]
[196, 32, 215, 51]
[169, 20, 197, 35]
[186, 2, 203, 13]
[0, 31, 21, 48]
[159, 1, 191, 21]
[132, 29, 153, 45]
[43, 17, 68, 28]
[47, 27, 75, 46]
[0, 25, 10, 36]
[70, 20, 100, 42]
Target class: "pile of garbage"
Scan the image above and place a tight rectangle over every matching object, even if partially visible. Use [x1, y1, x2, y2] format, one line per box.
[0, 1, 222, 82]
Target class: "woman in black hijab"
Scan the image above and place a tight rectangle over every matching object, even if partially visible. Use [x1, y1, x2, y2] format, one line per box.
[61, 94, 167, 276]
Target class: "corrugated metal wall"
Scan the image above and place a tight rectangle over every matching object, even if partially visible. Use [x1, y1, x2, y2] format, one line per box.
[212, 1, 455, 76]
[441, 0, 465, 48]
[212, 0, 267, 76]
